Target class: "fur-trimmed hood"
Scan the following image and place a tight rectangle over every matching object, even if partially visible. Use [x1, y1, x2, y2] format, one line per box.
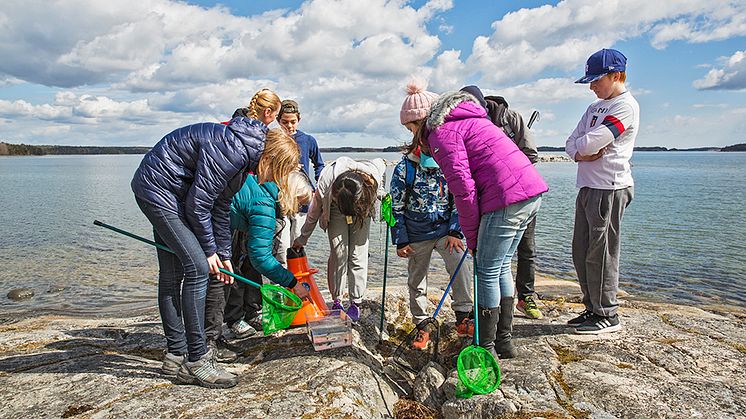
[426, 90, 486, 131]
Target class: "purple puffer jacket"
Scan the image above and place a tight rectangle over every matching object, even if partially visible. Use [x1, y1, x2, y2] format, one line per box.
[426, 91, 549, 250]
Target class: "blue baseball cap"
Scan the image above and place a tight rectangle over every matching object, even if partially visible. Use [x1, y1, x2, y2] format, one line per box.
[575, 48, 627, 84]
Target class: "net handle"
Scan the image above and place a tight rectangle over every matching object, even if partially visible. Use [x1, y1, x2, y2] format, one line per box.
[433, 251, 468, 318]
[94, 220, 261, 289]
[473, 257, 479, 346]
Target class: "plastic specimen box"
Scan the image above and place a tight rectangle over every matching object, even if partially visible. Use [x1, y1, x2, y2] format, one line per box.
[306, 309, 352, 351]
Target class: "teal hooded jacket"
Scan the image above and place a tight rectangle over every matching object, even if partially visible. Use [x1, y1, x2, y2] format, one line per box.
[230, 175, 297, 288]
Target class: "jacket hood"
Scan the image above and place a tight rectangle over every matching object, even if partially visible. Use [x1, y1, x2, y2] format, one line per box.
[426, 90, 486, 131]
[232, 108, 250, 118]
[227, 116, 268, 149]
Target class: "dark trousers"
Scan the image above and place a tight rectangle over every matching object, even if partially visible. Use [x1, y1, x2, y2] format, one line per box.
[572, 187, 633, 317]
[136, 197, 209, 361]
[224, 259, 262, 325]
[204, 277, 230, 342]
[204, 254, 264, 341]
[515, 216, 537, 300]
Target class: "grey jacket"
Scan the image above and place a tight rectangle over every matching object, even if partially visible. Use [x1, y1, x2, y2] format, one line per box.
[485, 96, 539, 164]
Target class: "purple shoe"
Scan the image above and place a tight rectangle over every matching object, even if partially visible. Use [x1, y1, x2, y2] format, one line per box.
[331, 300, 344, 312]
[346, 303, 360, 322]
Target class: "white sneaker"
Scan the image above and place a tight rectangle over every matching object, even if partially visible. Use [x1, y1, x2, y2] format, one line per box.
[229, 319, 257, 339]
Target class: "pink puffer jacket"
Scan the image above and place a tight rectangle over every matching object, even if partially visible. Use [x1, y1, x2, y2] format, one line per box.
[426, 91, 548, 250]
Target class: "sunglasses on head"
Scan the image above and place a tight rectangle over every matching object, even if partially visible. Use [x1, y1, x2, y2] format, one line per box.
[282, 104, 298, 113]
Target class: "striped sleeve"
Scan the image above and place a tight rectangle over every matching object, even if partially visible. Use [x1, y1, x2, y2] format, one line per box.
[575, 102, 635, 156]
[601, 115, 626, 139]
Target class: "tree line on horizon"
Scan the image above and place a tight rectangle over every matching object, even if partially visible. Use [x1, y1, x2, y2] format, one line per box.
[1, 141, 744, 156]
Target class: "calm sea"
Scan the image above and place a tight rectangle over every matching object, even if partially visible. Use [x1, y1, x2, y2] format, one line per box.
[1, 151, 744, 315]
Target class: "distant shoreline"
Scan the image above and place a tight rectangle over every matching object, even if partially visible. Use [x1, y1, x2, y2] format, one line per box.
[1, 141, 744, 156]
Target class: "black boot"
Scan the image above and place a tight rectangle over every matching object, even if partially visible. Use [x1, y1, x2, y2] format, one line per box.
[455, 310, 473, 324]
[495, 297, 517, 359]
[477, 306, 500, 360]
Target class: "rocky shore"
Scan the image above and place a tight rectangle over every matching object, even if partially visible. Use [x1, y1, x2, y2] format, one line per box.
[1, 275, 744, 418]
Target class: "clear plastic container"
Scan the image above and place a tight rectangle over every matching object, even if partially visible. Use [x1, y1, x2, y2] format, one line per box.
[306, 309, 352, 351]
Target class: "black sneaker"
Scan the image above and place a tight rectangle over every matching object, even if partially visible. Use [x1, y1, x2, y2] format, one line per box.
[566, 310, 594, 327]
[574, 313, 621, 335]
[208, 338, 239, 363]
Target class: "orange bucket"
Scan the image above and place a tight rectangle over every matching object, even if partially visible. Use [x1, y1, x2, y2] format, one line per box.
[288, 247, 327, 326]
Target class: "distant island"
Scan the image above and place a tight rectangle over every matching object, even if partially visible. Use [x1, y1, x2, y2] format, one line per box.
[0, 142, 151, 156]
[1, 141, 744, 156]
[537, 144, 745, 152]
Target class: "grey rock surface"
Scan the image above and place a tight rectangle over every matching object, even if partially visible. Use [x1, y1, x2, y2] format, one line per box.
[7, 287, 35, 301]
[413, 361, 446, 409]
[1, 275, 744, 418]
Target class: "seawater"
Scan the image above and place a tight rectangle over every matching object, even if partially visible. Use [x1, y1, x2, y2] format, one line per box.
[1, 151, 744, 315]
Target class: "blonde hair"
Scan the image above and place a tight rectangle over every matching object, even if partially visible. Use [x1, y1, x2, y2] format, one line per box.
[256, 129, 301, 215]
[286, 171, 314, 215]
[247, 88, 281, 121]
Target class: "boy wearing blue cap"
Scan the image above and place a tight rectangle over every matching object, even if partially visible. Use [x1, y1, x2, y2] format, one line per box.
[565, 48, 639, 334]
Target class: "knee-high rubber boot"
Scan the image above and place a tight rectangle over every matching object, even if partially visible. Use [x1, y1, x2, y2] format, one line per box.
[495, 297, 517, 359]
[477, 306, 500, 360]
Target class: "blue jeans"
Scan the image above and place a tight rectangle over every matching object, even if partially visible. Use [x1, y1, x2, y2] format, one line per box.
[476, 196, 542, 308]
[136, 197, 209, 361]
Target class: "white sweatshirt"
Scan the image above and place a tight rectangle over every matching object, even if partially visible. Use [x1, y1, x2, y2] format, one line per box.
[565, 91, 640, 190]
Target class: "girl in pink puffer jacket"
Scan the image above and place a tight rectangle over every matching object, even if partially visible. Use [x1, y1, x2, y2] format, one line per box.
[423, 88, 548, 359]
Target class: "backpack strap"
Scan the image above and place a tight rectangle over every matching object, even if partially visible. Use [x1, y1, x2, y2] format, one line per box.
[403, 158, 416, 206]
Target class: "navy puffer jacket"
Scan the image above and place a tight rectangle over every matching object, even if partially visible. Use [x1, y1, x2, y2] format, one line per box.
[131, 117, 267, 259]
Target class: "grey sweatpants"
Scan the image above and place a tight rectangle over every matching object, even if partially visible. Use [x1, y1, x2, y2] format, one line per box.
[327, 205, 370, 304]
[407, 237, 473, 324]
[572, 186, 633, 317]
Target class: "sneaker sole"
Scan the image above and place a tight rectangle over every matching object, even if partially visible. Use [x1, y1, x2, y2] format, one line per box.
[175, 371, 238, 389]
[516, 306, 543, 320]
[574, 324, 622, 335]
[231, 331, 256, 339]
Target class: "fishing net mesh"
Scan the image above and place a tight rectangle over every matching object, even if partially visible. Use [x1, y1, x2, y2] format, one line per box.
[260, 284, 303, 335]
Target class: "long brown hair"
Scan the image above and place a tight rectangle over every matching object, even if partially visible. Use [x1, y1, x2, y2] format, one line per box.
[402, 118, 426, 155]
[331, 170, 378, 228]
[256, 129, 300, 215]
[414, 119, 431, 154]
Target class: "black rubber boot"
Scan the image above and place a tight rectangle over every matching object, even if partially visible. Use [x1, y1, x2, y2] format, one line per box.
[455, 310, 473, 324]
[477, 306, 500, 360]
[495, 297, 517, 359]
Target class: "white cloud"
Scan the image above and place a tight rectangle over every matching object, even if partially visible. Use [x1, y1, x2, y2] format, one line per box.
[447, 0, 746, 86]
[0, 0, 744, 148]
[0, 93, 164, 125]
[693, 50, 746, 90]
[482, 78, 594, 107]
[430, 50, 466, 92]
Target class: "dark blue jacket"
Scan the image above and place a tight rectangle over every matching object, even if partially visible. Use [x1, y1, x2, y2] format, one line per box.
[230, 175, 296, 288]
[131, 117, 267, 260]
[293, 130, 324, 182]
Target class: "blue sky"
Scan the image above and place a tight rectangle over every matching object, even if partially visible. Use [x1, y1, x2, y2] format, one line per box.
[1, 0, 745, 148]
